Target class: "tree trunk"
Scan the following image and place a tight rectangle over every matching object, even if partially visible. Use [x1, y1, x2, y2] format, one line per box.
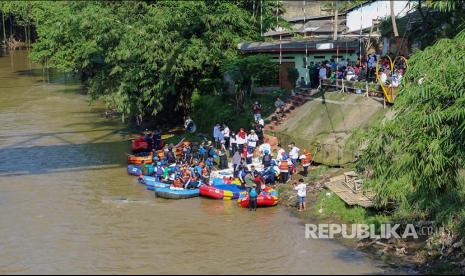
[1, 12, 6, 47]
[390, 0, 399, 37]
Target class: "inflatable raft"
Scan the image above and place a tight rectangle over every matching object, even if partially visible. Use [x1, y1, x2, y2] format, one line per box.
[238, 188, 279, 208]
[199, 184, 242, 200]
[154, 187, 200, 200]
[127, 154, 153, 165]
[127, 165, 142, 176]
[131, 137, 148, 153]
[138, 176, 170, 191]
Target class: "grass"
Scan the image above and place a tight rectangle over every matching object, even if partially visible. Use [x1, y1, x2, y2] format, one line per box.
[311, 191, 389, 227]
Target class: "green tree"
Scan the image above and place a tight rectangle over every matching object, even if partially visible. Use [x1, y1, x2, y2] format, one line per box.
[4, 1, 280, 125]
[223, 54, 279, 112]
[357, 30, 465, 221]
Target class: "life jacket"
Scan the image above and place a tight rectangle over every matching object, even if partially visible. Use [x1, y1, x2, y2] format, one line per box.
[279, 160, 289, 172]
[263, 154, 271, 165]
[303, 153, 312, 166]
[249, 188, 258, 198]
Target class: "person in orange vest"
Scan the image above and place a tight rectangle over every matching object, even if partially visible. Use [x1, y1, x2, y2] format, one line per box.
[279, 157, 290, 184]
[300, 149, 312, 176]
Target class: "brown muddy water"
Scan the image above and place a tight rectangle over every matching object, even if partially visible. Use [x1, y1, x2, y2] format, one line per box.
[0, 51, 398, 274]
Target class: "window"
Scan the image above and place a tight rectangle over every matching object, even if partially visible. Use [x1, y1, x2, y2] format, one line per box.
[313, 56, 325, 59]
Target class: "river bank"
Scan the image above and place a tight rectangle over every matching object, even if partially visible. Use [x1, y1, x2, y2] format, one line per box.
[0, 50, 402, 274]
[276, 165, 465, 274]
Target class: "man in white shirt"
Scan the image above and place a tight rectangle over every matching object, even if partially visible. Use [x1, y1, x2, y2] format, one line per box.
[258, 142, 272, 157]
[288, 142, 300, 174]
[213, 124, 221, 148]
[247, 130, 259, 154]
[294, 179, 307, 212]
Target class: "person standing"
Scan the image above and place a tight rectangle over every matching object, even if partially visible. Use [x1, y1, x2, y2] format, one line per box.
[229, 131, 237, 157]
[252, 101, 262, 122]
[279, 157, 290, 184]
[247, 130, 259, 155]
[218, 141, 228, 170]
[288, 143, 300, 174]
[248, 184, 258, 212]
[255, 123, 264, 146]
[213, 123, 221, 148]
[294, 179, 307, 212]
[236, 128, 247, 156]
[222, 124, 230, 150]
[232, 150, 242, 177]
[300, 149, 312, 176]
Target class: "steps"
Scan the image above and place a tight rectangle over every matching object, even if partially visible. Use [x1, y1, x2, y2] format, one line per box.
[265, 89, 319, 131]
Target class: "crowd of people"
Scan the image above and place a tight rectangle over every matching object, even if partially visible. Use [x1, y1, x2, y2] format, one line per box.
[133, 102, 312, 211]
[300, 54, 406, 89]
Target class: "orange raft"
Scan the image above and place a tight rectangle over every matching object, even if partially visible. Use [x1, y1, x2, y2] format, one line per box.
[127, 154, 153, 165]
[237, 188, 279, 208]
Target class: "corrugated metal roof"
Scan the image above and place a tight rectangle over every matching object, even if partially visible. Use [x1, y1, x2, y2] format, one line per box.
[238, 39, 360, 53]
[264, 19, 347, 37]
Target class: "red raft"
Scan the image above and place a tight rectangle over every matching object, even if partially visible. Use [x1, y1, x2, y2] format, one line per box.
[237, 189, 279, 208]
[131, 136, 148, 153]
[199, 184, 241, 200]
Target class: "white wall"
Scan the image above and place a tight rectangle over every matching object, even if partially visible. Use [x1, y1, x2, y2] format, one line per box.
[347, 1, 413, 32]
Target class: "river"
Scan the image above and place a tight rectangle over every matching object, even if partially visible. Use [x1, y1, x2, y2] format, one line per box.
[0, 50, 395, 274]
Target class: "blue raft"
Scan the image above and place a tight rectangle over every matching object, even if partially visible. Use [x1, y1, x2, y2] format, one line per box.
[127, 165, 142, 176]
[138, 176, 170, 191]
[154, 187, 200, 200]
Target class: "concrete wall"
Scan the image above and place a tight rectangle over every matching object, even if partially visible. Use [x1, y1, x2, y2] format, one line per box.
[267, 92, 387, 166]
[282, 0, 329, 20]
[346, 1, 413, 32]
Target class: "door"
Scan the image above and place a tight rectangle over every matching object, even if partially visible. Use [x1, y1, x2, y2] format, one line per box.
[279, 62, 296, 90]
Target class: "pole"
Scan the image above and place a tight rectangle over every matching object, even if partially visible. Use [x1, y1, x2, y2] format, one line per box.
[390, 0, 399, 37]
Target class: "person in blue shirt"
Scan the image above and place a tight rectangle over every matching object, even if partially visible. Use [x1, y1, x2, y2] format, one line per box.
[249, 184, 258, 211]
[238, 165, 249, 190]
[262, 164, 276, 185]
[199, 143, 207, 162]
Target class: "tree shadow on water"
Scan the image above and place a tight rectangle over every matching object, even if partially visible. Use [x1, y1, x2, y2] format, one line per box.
[0, 141, 128, 177]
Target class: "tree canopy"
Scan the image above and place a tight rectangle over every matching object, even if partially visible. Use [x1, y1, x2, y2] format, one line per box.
[357, 29, 465, 222]
[0, 1, 279, 125]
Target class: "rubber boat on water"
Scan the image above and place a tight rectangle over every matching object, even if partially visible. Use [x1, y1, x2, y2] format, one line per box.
[138, 176, 170, 191]
[211, 177, 241, 186]
[127, 165, 142, 176]
[238, 187, 279, 208]
[154, 187, 200, 200]
[199, 184, 243, 200]
[131, 137, 148, 153]
[127, 154, 153, 165]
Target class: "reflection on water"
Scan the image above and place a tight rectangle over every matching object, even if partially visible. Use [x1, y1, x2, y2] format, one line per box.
[0, 51, 393, 274]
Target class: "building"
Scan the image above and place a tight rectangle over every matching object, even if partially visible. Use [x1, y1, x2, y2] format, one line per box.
[238, 39, 359, 89]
